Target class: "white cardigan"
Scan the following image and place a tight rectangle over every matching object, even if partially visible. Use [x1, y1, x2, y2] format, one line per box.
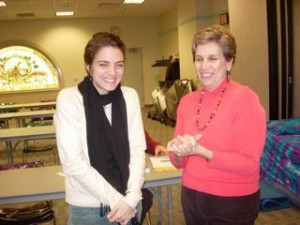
[54, 85, 146, 209]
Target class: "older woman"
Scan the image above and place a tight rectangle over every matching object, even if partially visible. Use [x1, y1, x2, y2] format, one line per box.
[167, 25, 267, 225]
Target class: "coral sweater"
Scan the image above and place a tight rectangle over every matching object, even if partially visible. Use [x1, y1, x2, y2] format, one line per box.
[169, 80, 267, 196]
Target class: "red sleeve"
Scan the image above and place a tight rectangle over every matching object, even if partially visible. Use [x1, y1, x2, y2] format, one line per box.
[145, 130, 161, 155]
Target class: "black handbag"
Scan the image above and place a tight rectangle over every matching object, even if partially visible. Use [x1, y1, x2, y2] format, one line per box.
[130, 216, 141, 225]
[0, 201, 54, 225]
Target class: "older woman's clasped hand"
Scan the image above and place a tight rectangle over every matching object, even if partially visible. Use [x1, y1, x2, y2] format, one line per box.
[167, 134, 213, 161]
[167, 134, 202, 156]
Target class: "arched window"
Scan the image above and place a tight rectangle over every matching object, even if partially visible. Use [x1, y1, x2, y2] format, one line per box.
[0, 43, 62, 93]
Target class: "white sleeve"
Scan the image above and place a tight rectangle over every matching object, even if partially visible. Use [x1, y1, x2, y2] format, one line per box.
[54, 88, 124, 207]
[122, 87, 146, 208]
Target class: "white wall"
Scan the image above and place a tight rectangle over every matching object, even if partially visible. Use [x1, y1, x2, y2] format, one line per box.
[159, 8, 179, 59]
[159, 0, 270, 117]
[0, 17, 162, 105]
[1, 1, 298, 116]
[150, 8, 180, 86]
[177, 0, 200, 80]
[228, 0, 269, 117]
[177, 0, 228, 80]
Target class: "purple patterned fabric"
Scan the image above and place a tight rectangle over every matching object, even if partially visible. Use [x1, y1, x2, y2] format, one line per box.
[0, 161, 45, 170]
[260, 118, 300, 197]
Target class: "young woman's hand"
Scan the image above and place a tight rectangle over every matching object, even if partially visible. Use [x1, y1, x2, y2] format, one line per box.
[107, 200, 136, 224]
[155, 145, 168, 156]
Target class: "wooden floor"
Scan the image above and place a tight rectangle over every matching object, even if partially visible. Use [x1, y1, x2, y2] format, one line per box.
[1, 108, 300, 225]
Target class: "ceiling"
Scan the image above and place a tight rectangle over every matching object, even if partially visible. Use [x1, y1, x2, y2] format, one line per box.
[0, 0, 177, 21]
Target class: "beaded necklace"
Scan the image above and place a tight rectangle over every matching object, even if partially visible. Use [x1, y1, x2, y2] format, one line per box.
[195, 79, 229, 132]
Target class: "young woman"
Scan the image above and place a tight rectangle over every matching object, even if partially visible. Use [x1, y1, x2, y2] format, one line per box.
[55, 32, 146, 225]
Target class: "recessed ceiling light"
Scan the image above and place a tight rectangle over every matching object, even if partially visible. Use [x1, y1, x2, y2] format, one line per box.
[55, 11, 74, 16]
[123, 0, 144, 4]
[0, 1, 7, 7]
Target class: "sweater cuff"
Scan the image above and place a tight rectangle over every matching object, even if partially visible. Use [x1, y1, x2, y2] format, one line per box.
[123, 191, 142, 209]
[109, 191, 124, 209]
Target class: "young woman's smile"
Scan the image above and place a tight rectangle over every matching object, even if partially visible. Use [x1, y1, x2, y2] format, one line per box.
[86, 46, 124, 95]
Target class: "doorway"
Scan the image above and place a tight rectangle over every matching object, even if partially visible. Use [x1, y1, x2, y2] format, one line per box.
[266, 0, 299, 119]
[123, 48, 144, 106]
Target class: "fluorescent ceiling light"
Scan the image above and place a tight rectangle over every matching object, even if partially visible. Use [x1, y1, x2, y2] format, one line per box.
[55, 11, 74, 16]
[0, 1, 7, 7]
[123, 0, 144, 4]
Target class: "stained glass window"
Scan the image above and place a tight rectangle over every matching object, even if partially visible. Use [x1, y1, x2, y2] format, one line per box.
[0, 45, 61, 92]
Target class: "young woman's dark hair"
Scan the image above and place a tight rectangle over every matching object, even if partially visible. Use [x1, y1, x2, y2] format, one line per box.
[84, 32, 126, 67]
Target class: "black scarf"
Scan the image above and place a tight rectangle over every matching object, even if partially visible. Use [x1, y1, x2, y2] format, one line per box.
[78, 75, 130, 194]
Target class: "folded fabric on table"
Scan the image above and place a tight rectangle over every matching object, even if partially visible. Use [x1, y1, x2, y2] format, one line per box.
[259, 180, 291, 211]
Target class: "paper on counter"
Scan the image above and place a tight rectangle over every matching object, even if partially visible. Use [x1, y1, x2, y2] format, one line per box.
[149, 155, 176, 171]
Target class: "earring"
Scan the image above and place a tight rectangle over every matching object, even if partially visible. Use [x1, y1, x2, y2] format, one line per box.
[87, 74, 93, 81]
[226, 70, 231, 76]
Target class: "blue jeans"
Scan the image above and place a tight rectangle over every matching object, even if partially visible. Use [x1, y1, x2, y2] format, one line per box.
[68, 202, 142, 225]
